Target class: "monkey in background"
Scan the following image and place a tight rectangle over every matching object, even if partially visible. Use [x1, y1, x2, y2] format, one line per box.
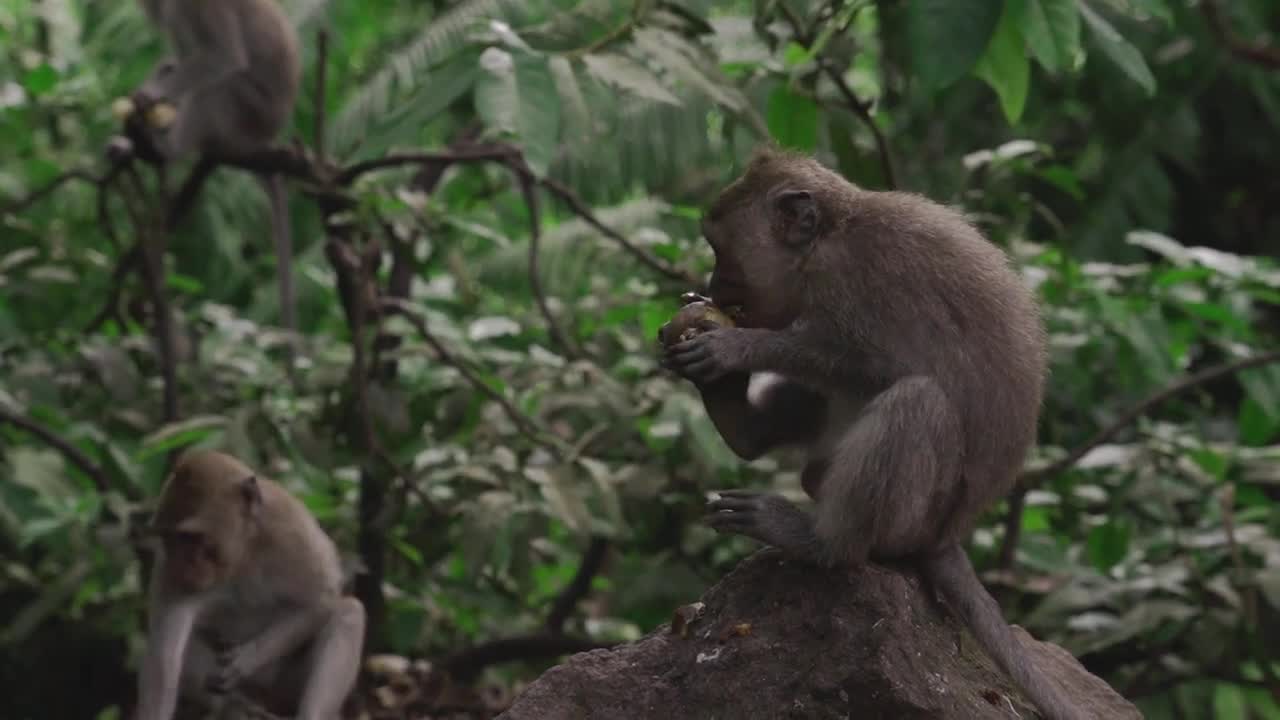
[127, 0, 303, 372]
[133, 449, 364, 720]
[661, 148, 1089, 720]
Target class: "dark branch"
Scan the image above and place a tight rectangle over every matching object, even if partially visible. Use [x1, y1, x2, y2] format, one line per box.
[385, 297, 568, 454]
[1, 169, 100, 216]
[508, 158, 580, 358]
[546, 537, 610, 632]
[539, 176, 700, 284]
[998, 348, 1280, 567]
[774, 2, 897, 189]
[1202, 0, 1280, 70]
[0, 408, 110, 493]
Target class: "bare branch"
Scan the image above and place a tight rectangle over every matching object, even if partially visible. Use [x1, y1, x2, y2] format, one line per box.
[0, 408, 110, 493]
[1202, 0, 1280, 70]
[384, 297, 569, 455]
[998, 348, 1280, 567]
[507, 158, 581, 358]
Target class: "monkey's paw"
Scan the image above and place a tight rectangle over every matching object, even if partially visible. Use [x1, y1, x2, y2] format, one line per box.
[207, 642, 259, 694]
[663, 327, 747, 384]
[706, 490, 819, 555]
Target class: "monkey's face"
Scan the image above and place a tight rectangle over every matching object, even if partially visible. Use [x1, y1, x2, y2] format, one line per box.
[701, 184, 819, 330]
[159, 525, 235, 593]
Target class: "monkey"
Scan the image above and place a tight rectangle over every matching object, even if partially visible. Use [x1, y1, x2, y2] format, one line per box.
[660, 148, 1089, 720]
[133, 449, 364, 720]
[127, 0, 303, 375]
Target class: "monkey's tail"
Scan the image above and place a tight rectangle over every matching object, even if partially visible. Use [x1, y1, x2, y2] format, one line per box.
[921, 544, 1090, 720]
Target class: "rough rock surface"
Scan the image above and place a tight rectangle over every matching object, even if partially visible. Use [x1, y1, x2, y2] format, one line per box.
[498, 550, 1142, 720]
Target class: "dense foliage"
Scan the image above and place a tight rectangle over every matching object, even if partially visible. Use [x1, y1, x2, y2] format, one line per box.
[2, 0, 1280, 718]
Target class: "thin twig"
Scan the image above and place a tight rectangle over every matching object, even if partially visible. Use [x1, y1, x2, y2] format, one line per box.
[384, 297, 568, 454]
[775, 1, 897, 189]
[1, 169, 99, 216]
[997, 349, 1280, 567]
[546, 537, 610, 632]
[1022, 349, 1280, 485]
[818, 58, 898, 189]
[507, 158, 580, 358]
[0, 408, 109, 492]
[539, 176, 699, 284]
[337, 147, 519, 185]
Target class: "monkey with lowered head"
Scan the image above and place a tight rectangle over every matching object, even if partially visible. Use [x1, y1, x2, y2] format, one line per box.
[127, 0, 303, 373]
[660, 148, 1088, 720]
[133, 449, 364, 720]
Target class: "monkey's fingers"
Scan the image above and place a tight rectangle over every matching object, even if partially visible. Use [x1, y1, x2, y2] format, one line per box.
[704, 510, 758, 533]
[683, 358, 728, 384]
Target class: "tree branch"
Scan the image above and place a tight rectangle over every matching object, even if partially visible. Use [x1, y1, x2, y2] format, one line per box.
[998, 348, 1280, 568]
[546, 537, 610, 632]
[0, 408, 110, 493]
[506, 157, 581, 358]
[1202, 0, 1280, 70]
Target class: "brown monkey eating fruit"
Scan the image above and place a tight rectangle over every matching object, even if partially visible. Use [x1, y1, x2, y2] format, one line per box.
[660, 147, 1086, 720]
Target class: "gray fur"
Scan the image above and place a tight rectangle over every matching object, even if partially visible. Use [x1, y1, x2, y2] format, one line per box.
[664, 147, 1086, 720]
[134, 0, 300, 361]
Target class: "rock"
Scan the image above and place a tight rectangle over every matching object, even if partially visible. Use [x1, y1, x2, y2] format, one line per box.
[497, 550, 1141, 720]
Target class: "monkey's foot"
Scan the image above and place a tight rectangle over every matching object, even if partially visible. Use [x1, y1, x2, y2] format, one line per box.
[706, 490, 822, 559]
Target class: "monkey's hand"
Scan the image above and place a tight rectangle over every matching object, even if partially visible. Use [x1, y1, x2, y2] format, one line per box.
[707, 490, 824, 562]
[206, 641, 265, 694]
[663, 326, 750, 384]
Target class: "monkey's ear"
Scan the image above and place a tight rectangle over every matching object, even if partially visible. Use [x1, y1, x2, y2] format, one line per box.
[239, 475, 263, 518]
[775, 189, 818, 246]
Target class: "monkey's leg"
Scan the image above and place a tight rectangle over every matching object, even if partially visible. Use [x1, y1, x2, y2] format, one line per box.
[707, 376, 961, 566]
[293, 596, 366, 720]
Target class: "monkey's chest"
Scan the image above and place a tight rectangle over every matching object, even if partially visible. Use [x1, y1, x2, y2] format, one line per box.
[196, 588, 284, 646]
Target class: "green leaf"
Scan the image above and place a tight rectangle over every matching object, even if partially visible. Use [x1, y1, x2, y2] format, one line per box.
[1078, 1, 1156, 96]
[22, 65, 58, 96]
[475, 47, 562, 177]
[1086, 520, 1130, 571]
[1239, 398, 1280, 447]
[766, 86, 819, 151]
[907, 0, 1004, 92]
[1213, 683, 1247, 720]
[1017, 0, 1081, 73]
[581, 52, 681, 106]
[974, 1, 1030, 124]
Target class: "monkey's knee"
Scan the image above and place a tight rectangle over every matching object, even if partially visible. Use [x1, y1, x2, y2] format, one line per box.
[332, 596, 366, 637]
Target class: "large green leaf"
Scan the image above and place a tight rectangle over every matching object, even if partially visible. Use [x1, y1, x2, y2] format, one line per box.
[1016, 0, 1081, 73]
[475, 47, 562, 177]
[581, 52, 681, 106]
[1078, 0, 1156, 95]
[974, 1, 1030, 124]
[765, 85, 818, 152]
[907, 0, 1004, 92]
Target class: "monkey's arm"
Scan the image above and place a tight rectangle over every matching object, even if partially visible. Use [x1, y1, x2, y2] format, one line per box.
[668, 325, 861, 388]
[697, 373, 825, 460]
[134, 587, 203, 720]
[147, 7, 249, 102]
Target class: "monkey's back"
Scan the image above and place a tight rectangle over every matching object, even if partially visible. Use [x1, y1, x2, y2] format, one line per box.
[831, 192, 1048, 532]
